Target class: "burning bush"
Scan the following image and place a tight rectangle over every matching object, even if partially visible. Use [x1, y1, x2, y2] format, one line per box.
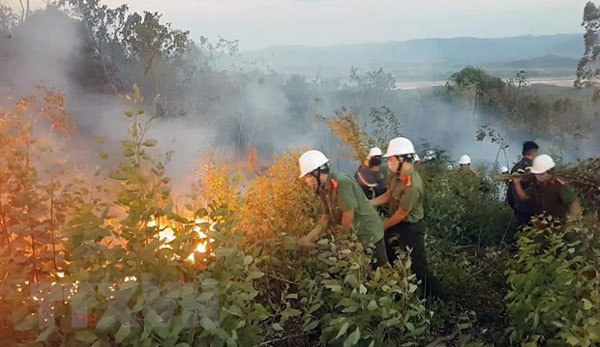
[0, 87, 429, 346]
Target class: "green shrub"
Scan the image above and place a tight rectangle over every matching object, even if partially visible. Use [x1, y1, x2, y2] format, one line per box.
[505, 216, 600, 346]
[296, 235, 429, 346]
[424, 169, 515, 246]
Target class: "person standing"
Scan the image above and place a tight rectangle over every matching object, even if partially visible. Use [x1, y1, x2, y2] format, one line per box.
[507, 141, 539, 227]
[370, 137, 444, 298]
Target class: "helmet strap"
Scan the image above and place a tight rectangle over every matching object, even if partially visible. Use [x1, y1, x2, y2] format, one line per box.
[395, 155, 403, 174]
[310, 166, 329, 194]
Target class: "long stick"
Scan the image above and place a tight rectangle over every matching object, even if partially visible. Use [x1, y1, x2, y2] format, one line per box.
[494, 173, 600, 189]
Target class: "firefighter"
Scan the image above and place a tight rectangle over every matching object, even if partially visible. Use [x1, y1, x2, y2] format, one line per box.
[370, 137, 444, 298]
[512, 154, 582, 221]
[458, 155, 476, 175]
[423, 150, 437, 162]
[297, 150, 389, 267]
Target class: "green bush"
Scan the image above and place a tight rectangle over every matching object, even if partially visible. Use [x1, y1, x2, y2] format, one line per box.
[424, 169, 515, 246]
[296, 235, 429, 346]
[505, 216, 600, 346]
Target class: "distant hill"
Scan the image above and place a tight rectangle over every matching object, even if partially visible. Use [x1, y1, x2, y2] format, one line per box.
[241, 34, 583, 78]
[494, 54, 578, 69]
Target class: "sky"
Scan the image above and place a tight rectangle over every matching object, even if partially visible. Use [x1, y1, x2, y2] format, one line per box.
[20, 0, 590, 51]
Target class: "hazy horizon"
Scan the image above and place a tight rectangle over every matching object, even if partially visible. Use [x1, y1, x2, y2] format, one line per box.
[242, 33, 583, 51]
[16, 0, 588, 51]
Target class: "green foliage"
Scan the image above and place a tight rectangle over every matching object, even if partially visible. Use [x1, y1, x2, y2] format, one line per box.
[368, 106, 401, 151]
[506, 216, 600, 346]
[475, 123, 508, 149]
[576, 1, 600, 90]
[64, 0, 190, 71]
[58, 0, 237, 117]
[428, 238, 508, 304]
[297, 235, 428, 346]
[423, 169, 515, 246]
[447, 67, 506, 98]
[447, 67, 589, 147]
[350, 67, 395, 93]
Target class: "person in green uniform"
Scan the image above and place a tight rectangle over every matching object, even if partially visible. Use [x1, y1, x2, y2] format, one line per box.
[458, 155, 477, 175]
[370, 137, 444, 298]
[512, 154, 582, 221]
[297, 150, 389, 268]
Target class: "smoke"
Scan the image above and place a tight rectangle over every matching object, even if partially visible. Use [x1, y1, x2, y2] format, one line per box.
[1, 4, 597, 194]
[0, 8, 80, 94]
[0, 8, 216, 187]
[0, 5, 327, 195]
[0, 8, 126, 177]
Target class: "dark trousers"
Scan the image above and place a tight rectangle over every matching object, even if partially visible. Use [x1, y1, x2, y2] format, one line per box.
[515, 211, 533, 229]
[385, 221, 444, 298]
[372, 238, 389, 269]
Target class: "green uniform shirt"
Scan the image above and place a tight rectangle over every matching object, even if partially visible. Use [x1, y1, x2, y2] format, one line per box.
[319, 172, 384, 245]
[527, 180, 577, 220]
[388, 169, 425, 223]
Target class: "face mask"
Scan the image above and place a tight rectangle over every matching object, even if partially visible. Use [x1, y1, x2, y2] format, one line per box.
[388, 157, 402, 172]
[396, 156, 406, 173]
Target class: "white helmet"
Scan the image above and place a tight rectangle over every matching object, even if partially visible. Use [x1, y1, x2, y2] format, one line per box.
[298, 150, 329, 178]
[500, 166, 509, 174]
[459, 155, 471, 165]
[414, 154, 421, 162]
[384, 137, 415, 158]
[423, 150, 437, 161]
[367, 147, 383, 159]
[530, 154, 555, 174]
[446, 164, 454, 170]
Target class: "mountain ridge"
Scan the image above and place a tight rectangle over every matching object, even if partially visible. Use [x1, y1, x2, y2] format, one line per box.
[239, 34, 583, 78]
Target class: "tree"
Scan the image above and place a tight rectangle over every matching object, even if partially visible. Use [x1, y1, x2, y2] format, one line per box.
[348, 67, 396, 122]
[0, 3, 16, 35]
[575, 1, 600, 95]
[504, 70, 531, 115]
[368, 106, 401, 150]
[58, 0, 238, 118]
[446, 66, 505, 116]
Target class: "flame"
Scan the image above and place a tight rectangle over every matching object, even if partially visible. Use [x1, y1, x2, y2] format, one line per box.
[148, 219, 176, 249]
[186, 242, 208, 262]
[194, 218, 214, 239]
[186, 218, 215, 261]
[157, 227, 176, 249]
[147, 217, 215, 261]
